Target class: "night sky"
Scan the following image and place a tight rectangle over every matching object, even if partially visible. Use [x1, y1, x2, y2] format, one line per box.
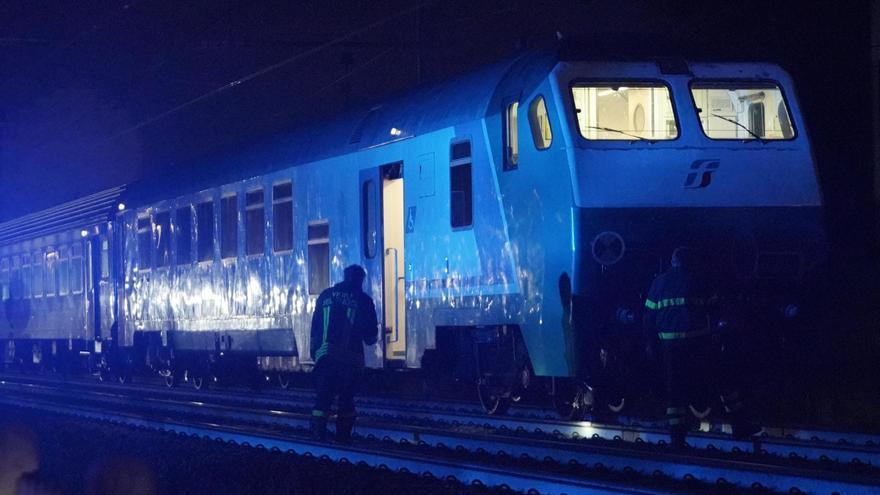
[0, 0, 873, 257]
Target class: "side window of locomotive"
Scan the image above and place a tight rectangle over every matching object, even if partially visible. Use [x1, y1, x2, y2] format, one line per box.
[245, 189, 265, 256]
[307, 221, 330, 295]
[220, 194, 238, 260]
[32, 252, 43, 297]
[137, 215, 152, 270]
[362, 180, 377, 258]
[154, 211, 171, 268]
[273, 182, 293, 253]
[528, 96, 553, 150]
[175, 206, 192, 265]
[571, 83, 678, 140]
[504, 101, 519, 169]
[71, 243, 83, 294]
[690, 82, 795, 140]
[57, 247, 69, 296]
[450, 140, 473, 229]
[196, 201, 214, 262]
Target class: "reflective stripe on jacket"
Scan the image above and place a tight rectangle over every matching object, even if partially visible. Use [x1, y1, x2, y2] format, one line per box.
[644, 266, 716, 340]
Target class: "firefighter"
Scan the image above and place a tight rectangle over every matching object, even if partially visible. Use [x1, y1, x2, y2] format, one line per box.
[310, 265, 379, 442]
[644, 247, 717, 448]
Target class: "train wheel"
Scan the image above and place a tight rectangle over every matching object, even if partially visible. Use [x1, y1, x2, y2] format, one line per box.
[553, 379, 592, 421]
[510, 367, 531, 403]
[159, 369, 176, 388]
[477, 379, 511, 415]
[277, 372, 291, 389]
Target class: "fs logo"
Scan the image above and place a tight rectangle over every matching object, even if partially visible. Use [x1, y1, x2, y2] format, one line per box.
[684, 159, 720, 189]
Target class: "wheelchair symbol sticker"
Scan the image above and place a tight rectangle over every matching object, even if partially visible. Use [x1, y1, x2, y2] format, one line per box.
[591, 231, 625, 266]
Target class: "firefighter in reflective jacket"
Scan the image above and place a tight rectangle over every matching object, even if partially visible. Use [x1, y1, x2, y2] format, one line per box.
[310, 265, 379, 442]
[644, 247, 716, 447]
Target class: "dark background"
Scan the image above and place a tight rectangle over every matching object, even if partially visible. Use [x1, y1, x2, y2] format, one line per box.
[0, 0, 876, 423]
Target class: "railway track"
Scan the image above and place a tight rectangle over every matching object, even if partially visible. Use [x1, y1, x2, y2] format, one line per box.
[0, 374, 877, 494]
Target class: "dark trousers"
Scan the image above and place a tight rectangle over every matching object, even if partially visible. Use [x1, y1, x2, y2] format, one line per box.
[662, 337, 714, 428]
[312, 357, 361, 418]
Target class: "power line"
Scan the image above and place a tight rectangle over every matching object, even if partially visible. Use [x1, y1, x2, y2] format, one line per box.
[106, 1, 433, 143]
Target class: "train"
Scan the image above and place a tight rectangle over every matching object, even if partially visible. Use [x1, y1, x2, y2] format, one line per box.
[0, 43, 826, 419]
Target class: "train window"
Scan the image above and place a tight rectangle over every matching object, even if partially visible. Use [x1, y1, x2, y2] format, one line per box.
[137, 215, 152, 270]
[221, 195, 238, 260]
[0, 258, 7, 300]
[571, 83, 678, 140]
[32, 253, 43, 297]
[175, 206, 192, 265]
[504, 101, 519, 169]
[307, 221, 330, 295]
[748, 102, 765, 138]
[273, 182, 293, 253]
[528, 96, 553, 150]
[154, 211, 171, 268]
[45, 249, 57, 296]
[71, 244, 83, 294]
[19, 254, 30, 299]
[361, 180, 377, 258]
[450, 139, 473, 228]
[100, 240, 110, 279]
[246, 189, 265, 256]
[690, 82, 795, 140]
[58, 247, 69, 296]
[196, 201, 214, 262]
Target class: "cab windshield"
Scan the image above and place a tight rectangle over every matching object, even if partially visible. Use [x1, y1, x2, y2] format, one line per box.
[690, 82, 794, 140]
[571, 83, 678, 140]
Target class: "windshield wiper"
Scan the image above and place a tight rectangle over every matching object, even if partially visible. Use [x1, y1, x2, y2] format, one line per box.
[583, 125, 646, 141]
[710, 113, 766, 143]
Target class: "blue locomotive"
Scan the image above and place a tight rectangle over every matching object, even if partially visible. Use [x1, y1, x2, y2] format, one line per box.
[0, 46, 825, 417]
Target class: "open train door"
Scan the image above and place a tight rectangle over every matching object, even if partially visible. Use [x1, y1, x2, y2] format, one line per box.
[359, 167, 385, 369]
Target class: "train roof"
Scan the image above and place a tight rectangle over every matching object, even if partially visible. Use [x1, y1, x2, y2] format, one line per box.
[121, 48, 560, 208]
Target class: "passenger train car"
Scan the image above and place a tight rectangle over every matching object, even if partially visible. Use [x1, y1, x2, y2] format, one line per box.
[0, 45, 826, 417]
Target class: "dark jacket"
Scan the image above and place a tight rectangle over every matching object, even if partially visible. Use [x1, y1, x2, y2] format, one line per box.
[644, 266, 716, 341]
[310, 281, 379, 366]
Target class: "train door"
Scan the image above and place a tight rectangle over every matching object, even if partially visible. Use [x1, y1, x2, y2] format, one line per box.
[86, 235, 105, 342]
[359, 168, 384, 368]
[381, 163, 406, 363]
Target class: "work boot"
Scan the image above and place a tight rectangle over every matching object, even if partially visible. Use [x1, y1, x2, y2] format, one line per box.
[669, 424, 688, 449]
[730, 419, 762, 440]
[336, 415, 356, 444]
[310, 415, 328, 441]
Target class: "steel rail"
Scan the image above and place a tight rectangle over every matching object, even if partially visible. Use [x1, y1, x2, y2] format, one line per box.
[2, 380, 878, 494]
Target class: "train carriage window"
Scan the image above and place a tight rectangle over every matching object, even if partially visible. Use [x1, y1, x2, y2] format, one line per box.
[175, 206, 192, 265]
[154, 211, 171, 268]
[32, 253, 43, 297]
[307, 221, 330, 295]
[361, 180, 377, 258]
[245, 189, 265, 256]
[690, 82, 795, 140]
[450, 139, 473, 228]
[196, 201, 214, 262]
[100, 240, 110, 279]
[45, 249, 56, 296]
[220, 194, 238, 260]
[71, 243, 83, 294]
[19, 254, 30, 298]
[571, 83, 678, 140]
[137, 215, 152, 270]
[273, 182, 293, 253]
[0, 258, 7, 300]
[58, 247, 69, 296]
[504, 101, 519, 169]
[10, 256, 20, 300]
[528, 96, 553, 150]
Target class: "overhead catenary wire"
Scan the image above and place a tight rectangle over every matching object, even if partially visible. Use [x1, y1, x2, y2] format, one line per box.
[105, 1, 434, 143]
